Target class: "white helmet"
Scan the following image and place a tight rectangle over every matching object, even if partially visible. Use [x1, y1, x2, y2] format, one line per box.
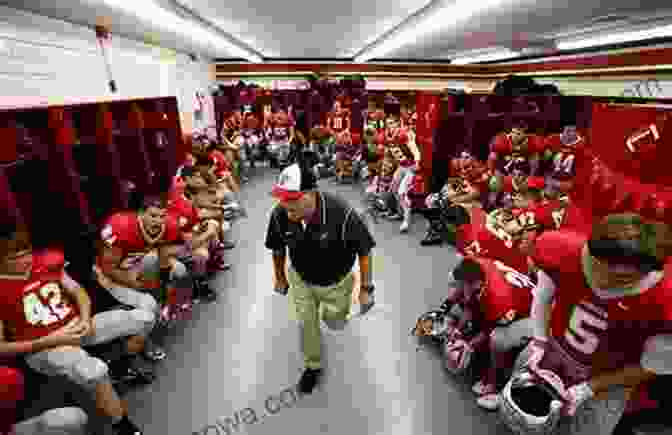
[498, 344, 566, 435]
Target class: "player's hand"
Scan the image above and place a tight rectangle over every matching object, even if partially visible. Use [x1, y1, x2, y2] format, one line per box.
[47, 322, 87, 347]
[128, 270, 145, 289]
[68, 318, 93, 337]
[562, 382, 594, 416]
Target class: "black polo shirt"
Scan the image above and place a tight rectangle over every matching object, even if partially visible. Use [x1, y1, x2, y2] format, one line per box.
[265, 191, 376, 286]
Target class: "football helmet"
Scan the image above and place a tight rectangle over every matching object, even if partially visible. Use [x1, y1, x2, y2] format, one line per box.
[412, 309, 455, 342]
[499, 341, 565, 435]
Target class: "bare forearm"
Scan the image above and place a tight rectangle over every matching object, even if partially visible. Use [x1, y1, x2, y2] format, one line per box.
[0, 337, 53, 357]
[452, 191, 480, 204]
[358, 255, 372, 287]
[72, 289, 91, 321]
[191, 228, 216, 250]
[106, 268, 138, 289]
[589, 366, 656, 395]
[272, 254, 288, 281]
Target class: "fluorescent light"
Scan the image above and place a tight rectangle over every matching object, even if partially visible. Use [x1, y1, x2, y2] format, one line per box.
[101, 0, 262, 62]
[355, 0, 508, 62]
[451, 49, 520, 64]
[556, 24, 672, 51]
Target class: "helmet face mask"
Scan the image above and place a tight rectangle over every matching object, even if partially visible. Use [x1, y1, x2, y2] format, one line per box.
[500, 370, 564, 435]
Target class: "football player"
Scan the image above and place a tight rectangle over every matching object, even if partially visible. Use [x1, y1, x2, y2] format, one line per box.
[326, 99, 350, 137]
[168, 166, 222, 303]
[185, 186, 232, 270]
[333, 130, 355, 184]
[420, 153, 487, 246]
[268, 110, 294, 168]
[545, 126, 584, 195]
[415, 258, 534, 379]
[388, 144, 418, 233]
[487, 124, 546, 179]
[239, 112, 264, 170]
[94, 194, 191, 360]
[0, 224, 146, 435]
[1, 366, 88, 435]
[498, 215, 672, 435]
[361, 128, 382, 180]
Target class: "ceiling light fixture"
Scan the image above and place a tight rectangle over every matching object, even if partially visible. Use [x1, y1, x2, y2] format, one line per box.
[100, 0, 262, 62]
[451, 49, 520, 64]
[556, 24, 672, 51]
[354, 0, 509, 63]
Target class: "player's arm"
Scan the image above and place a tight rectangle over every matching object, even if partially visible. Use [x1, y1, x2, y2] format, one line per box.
[100, 245, 141, 289]
[528, 267, 557, 338]
[60, 272, 91, 323]
[288, 126, 295, 144]
[450, 186, 481, 204]
[589, 330, 672, 397]
[265, 212, 288, 286]
[0, 319, 62, 357]
[191, 219, 219, 250]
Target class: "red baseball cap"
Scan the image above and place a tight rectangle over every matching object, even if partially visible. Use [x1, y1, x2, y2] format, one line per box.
[271, 163, 317, 202]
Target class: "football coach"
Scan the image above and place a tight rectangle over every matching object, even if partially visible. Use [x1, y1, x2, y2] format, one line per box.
[265, 151, 376, 395]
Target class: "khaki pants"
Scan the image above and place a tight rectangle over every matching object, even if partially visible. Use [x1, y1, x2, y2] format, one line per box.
[287, 267, 354, 370]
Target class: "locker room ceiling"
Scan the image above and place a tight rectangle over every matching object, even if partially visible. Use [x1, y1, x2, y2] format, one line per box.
[6, 0, 672, 62]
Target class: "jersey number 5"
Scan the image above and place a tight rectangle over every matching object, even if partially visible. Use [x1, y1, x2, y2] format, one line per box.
[565, 304, 608, 355]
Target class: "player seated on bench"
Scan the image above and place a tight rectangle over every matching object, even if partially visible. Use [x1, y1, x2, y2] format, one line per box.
[0, 223, 146, 435]
[1, 364, 89, 435]
[94, 194, 193, 361]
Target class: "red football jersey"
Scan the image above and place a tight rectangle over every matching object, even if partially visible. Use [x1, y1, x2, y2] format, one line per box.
[98, 211, 182, 270]
[474, 257, 535, 325]
[0, 249, 79, 342]
[533, 230, 672, 380]
[209, 149, 230, 179]
[168, 195, 200, 238]
[327, 111, 350, 134]
[514, 199, 565, 232]
[458, 208, 530, 273]
[169, 175, 186, 203]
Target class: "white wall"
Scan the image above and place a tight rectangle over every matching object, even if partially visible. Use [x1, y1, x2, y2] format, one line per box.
[0, 5, 215, 133]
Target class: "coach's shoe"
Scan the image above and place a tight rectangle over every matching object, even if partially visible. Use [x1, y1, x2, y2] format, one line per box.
[113, 415, 143, 435]
[298, 368, 323, 395]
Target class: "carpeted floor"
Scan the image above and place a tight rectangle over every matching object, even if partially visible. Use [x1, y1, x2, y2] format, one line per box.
[123, 166, 510, 435]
